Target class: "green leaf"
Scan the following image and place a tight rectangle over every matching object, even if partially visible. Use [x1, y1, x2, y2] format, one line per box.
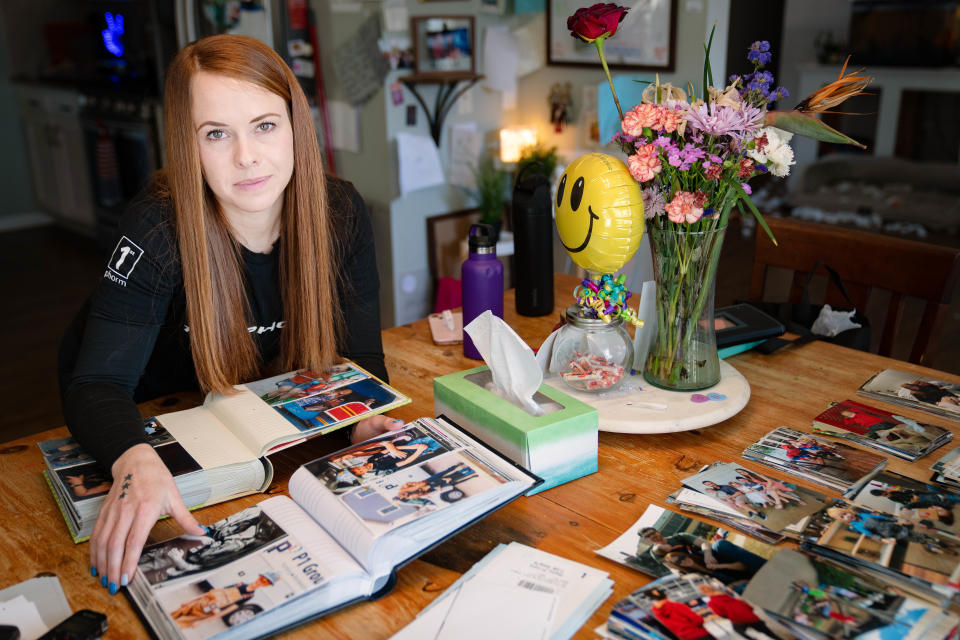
[765, 110, 867, 149]
[702, 23, 716, 98]
[732, 182, 777, 246]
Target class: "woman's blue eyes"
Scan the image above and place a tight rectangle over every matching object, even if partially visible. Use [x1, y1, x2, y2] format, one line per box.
[204, 122, 277, 140]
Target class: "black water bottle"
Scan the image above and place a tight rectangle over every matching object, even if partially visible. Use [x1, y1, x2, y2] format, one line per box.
[511, 163, 554, 316]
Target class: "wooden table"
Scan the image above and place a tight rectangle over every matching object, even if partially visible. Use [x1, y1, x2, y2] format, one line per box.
[3, 274, 959, 638]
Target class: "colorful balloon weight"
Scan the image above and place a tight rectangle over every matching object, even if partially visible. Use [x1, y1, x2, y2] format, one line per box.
[554, 153, 644, 275]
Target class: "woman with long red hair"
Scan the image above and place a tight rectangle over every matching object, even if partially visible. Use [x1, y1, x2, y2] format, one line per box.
[58, 35, 397, 595]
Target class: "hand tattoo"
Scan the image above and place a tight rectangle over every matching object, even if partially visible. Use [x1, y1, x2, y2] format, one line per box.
[119, 473, 132, 499]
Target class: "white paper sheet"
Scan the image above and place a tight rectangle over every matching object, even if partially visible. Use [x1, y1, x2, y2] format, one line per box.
[381, 0, 409, 32]
[436, 576, 556, 640]
[448, 123, 481, 190]
[513, 15, 546, 77]
[482, 25, 519, 94]
[0, 595, 48, 640]
[397, 132, 445, 195]
[329, 100, 361, 153]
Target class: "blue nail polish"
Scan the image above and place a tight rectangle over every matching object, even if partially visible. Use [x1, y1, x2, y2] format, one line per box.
[393, 419, 403, 423]
[121, 574, 129, 587]
[101, 576, 107, 588]
[109, 582, 117, 595]
[91, 566, 97, 577]
[201, 525, 210, 533]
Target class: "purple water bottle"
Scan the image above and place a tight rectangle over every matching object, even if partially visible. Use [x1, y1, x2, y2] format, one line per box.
[462, 223, 504, 360]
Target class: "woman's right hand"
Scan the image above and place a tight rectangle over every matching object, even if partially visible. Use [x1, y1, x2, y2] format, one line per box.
[90, 443, 205, 594]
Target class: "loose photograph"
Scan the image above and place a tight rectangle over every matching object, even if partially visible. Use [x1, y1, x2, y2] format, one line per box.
[596, 504, 777, 591]
[744, 426, 885, 489]
[802, 498, 960, 590]
[275, 379, 398, 431]
[812, 400, 950, 458]
[860, 370, 960, 419]
[742, 548, 945, 640]
[610, 573, 783, 640]
[139, 506, 286, 586]
[682, 463, 826, 533]
[849, 471, 960, 537]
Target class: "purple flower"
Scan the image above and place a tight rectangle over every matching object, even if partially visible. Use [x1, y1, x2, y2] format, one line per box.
[748, 40, 772, 65]
[653, 135, 673, 148]
[708, 153, 722, 163]
[684, 102, 764, 143]
[741, 182, 752, 195]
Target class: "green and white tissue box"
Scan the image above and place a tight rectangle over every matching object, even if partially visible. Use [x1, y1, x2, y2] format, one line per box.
[434, 366, 599, 495]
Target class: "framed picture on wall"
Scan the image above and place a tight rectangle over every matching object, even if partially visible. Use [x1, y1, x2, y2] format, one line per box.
[547, 0, 676, 71]
[411, 16, 476, 76]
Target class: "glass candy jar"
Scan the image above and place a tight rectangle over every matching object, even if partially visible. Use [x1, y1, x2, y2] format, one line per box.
[555, 305, 633, 393]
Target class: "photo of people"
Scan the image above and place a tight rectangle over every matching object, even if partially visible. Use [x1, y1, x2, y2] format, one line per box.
[39, 437, 93, 469]
[850, 472, 960, 537]
[860, 369, 960, 418]
[245, 364, 364, 406]
[422, 20, 472, 73]
[275, 379, 398, 432]
[812, 399, 950, 459]
[337, 451, 503, 531]
[682, 463, 826, 532]
[55, 461, 111, 501]
[802, 498, 960, 589]
[144, 417, 176, 447]
[156, 555, 293, 639]
[596, 505, 777, 590]
[745, 426, 885, 488]
[305, 425, 452, 486]
[610, 573, 781, 640]
[139, 506, 286, 586]
[743, 549, 940, 640]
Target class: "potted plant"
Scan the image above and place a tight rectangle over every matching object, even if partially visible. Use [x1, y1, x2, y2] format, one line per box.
[517, 143, 560, 181]
[472, 155, 508, 241]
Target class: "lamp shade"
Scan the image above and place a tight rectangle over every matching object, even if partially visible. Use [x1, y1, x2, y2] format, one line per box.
[500, 126, 538, 163]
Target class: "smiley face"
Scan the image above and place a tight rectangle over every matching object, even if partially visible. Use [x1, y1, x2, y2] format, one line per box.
[554, 153, 644, 275]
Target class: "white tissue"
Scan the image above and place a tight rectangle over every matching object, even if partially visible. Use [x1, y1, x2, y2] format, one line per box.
[810, 304, 862, 338]
[463, 311, 544, 416]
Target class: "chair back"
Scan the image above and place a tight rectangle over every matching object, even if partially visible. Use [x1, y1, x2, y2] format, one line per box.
[749, 217, 960, 364]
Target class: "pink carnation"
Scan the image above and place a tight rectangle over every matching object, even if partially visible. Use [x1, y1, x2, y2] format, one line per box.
[627, 145, 662, 183]
[658, 107, 684, 133]
[621, 104, 660, 136]
[665, 190, 708, 224]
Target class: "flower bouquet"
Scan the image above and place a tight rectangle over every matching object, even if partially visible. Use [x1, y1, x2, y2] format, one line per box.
[567, 3, 871, 390]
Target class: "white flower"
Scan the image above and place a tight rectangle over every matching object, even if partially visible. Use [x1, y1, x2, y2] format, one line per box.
[749, 126, 795, 177]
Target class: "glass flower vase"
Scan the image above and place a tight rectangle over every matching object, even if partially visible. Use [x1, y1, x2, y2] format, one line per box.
[643, 223, 727, 391]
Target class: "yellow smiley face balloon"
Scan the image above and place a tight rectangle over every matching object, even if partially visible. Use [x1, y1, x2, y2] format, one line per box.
[555, 153, 644, 275]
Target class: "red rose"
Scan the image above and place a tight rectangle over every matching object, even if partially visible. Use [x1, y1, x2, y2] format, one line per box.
[567, 3, 629, 43]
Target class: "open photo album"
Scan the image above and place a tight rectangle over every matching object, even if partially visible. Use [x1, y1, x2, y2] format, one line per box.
[40, 361, 409, 542]
[126, 416, 541, 640]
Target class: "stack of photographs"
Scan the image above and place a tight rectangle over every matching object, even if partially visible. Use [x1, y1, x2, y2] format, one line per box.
[597, 506, 959, 640]
[797, 495, 960, 604]
[931, 449, 960, 488]
[858, 369, 960, 422]
[742, 427, 886, 494]
[811, 399, 952, 461]
[671, 462, 829, 540]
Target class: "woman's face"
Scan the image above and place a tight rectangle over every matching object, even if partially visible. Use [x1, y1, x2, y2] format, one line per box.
[191, 71, 294, 224]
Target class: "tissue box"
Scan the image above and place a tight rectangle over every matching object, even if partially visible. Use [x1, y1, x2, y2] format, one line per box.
[434, 366, 599, 494]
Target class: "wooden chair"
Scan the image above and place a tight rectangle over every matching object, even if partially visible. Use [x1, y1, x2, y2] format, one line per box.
[749, 217, 960, 365]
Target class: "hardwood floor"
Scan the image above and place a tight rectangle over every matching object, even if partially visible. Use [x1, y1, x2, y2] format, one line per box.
[2, 219, 957, 444]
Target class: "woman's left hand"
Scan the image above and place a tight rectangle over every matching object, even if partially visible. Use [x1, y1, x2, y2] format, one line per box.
[351, 415, 405, 443]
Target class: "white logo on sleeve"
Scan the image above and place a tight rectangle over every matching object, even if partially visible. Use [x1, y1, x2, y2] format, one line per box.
[107, 236, 144, 280]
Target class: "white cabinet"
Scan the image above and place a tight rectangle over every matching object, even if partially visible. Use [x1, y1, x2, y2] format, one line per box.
[17, 85, 96, 233]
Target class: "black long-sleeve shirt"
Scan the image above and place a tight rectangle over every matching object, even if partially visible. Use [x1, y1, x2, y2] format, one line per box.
[58, 177, 387, 472]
